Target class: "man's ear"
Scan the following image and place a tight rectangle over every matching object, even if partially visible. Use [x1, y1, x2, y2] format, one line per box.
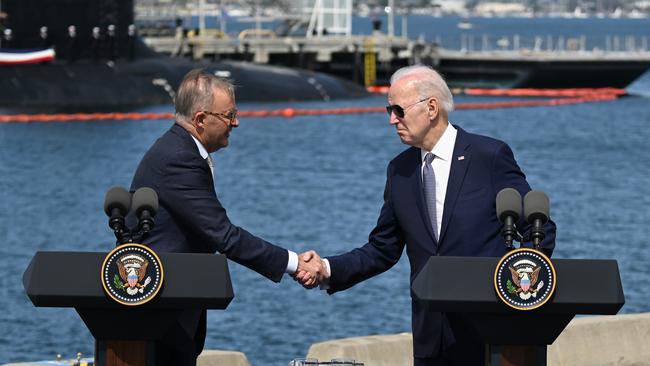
[428, 97, 439, 120]
[193, 111, 205, 129]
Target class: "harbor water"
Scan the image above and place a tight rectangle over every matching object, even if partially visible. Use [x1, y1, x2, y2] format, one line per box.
[1, 16, 650, 366]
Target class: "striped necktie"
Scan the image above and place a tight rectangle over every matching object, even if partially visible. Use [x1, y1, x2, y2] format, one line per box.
[206, 154, 214, 177]
[423, 152, 438, 240]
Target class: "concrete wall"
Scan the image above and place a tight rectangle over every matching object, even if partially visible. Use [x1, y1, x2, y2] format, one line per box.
[4, 313, 648, 366]
[548, 312, 650, 366]
[198, 350, 251, 366]
[306, 313, 650, 366]
[307, 333, 414, 366]
[1, 350, 250, 366]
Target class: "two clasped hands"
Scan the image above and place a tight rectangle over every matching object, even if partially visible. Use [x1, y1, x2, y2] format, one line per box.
[293, 251, 329, 289]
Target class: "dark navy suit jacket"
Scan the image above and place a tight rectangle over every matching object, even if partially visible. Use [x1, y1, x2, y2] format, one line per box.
[130, 123, 288, 357]
[326, 126, 556, 360]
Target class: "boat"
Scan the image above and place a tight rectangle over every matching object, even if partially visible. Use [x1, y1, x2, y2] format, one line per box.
[457, 21, 473, 30]
[0, 0, 367, 112]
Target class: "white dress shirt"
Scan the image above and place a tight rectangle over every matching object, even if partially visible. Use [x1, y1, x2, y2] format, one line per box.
[190, 135, 298, 274]
[420, 123, 457, 240]
[321, 123, 458, 285]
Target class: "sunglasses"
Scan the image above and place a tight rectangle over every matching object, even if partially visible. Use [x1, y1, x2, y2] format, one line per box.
[385, 97, 432, 119]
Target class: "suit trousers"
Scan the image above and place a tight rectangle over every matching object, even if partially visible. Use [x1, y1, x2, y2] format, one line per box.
[153, 310, 206, 366]
[414, 341, 485, 366]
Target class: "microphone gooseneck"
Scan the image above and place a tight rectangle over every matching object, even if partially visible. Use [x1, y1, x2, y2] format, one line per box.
[496, 188, 522, 250]
[524, 190, 550, 249]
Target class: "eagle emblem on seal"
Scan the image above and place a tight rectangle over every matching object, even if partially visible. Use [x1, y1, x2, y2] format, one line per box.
[115, 254, 152, 295]
[508, 259, 545, 300]
[102, 243, 164, 306]
[494, 248, 555, 310]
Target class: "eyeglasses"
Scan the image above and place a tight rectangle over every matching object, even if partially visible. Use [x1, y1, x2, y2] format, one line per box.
[385, 97, 432, 119]
[202, 109, 238, 126]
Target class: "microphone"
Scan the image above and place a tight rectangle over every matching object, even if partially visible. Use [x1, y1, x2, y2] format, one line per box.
[104, 187, 131, 243]
[131, 187, 159, 236]
[496, 188, 522, 250]
[524, 190, 550, 249]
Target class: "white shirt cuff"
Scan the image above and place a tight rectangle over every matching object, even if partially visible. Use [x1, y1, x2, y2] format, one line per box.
[285, 250, 298, 274]
[319, 258, 331, 290]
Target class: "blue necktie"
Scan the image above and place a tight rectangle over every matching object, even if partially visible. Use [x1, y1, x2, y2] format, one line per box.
[423, 153, 438, 240]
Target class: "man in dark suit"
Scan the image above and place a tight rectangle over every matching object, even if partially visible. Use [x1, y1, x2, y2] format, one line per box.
[130, 69, 323, 366]
[298, 65, 556, 365]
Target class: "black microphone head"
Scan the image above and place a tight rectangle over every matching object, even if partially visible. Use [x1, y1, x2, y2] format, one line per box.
[132, 187, 159, 217]
[524, 190, 550, 224]
[496, 188, 522, 222]
[104, 187, 131, 217]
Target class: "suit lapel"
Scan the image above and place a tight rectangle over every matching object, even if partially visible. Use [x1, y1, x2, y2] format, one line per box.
[172, 123, 213, 176]
[439, 128, 472, 243]
[409, 148, 438, 246]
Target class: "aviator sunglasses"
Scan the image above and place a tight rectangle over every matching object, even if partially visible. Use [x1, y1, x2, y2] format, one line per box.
[385, 96, 432, 119]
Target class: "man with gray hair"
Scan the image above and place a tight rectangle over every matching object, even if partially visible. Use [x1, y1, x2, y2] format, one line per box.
[297, 65, 555, 365]
[130, 69, 324, 365]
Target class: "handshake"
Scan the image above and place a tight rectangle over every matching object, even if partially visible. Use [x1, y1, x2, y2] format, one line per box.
[293, 251, 330, 289]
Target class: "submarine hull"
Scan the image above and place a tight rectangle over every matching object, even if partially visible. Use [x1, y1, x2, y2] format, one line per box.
[0, 57, 368, 112]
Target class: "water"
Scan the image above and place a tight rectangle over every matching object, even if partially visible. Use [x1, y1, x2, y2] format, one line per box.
[1, 16, 650, 366]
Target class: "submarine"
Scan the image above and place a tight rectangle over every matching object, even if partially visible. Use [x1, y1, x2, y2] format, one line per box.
[0, 0, 367, 112]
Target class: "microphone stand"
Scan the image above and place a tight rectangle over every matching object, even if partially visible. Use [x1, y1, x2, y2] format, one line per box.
[501, 216, 520, 252]
[124, 212, 155, 245]
[530, 218, 546, 250]
[109, 216, 154, 245]
[108, 210, 132, 245]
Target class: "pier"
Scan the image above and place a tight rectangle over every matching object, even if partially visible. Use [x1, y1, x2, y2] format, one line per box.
[142, 30, 650, 88]
[143, 32, 422, 86]
[135, 0, 650, 89]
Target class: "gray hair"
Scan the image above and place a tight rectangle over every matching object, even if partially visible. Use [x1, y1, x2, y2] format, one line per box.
[390, 65, 454, 112]
[174, 69, 235, 123]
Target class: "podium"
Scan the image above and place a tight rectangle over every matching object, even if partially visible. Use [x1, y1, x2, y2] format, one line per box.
[23, 251, 234, 366]
[412, 256, 624, 366]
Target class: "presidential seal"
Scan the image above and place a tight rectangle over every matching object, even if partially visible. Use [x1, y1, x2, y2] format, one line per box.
[494, 248, 556, 311]
[101, 243, 164, 306]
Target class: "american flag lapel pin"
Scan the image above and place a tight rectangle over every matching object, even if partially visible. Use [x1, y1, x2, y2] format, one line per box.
[458, 155, 465, 161]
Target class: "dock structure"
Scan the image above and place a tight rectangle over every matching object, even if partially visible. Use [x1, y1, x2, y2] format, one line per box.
[139, 0, 429, 86]
[142, 30, 650, 89]
[137, 2, 650, 89]
[144, 33, 415, 64]
[142, 33, 425, 85]
[434, 48, 650, 89]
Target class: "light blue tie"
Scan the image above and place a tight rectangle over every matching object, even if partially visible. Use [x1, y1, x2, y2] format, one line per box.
[423, 153, 438, 240]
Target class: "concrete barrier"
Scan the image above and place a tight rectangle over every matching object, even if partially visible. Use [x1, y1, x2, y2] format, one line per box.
[307, 333, 414, 366]
[198, 350, 251, 366]
[1, 350, 251, 366]
[548, 312, 650, 366]
[5, 313, 648, 366]
[305, 313, 650, 366]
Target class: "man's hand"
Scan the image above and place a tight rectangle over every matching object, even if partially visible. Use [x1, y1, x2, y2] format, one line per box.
[292, 250, 328, 289]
